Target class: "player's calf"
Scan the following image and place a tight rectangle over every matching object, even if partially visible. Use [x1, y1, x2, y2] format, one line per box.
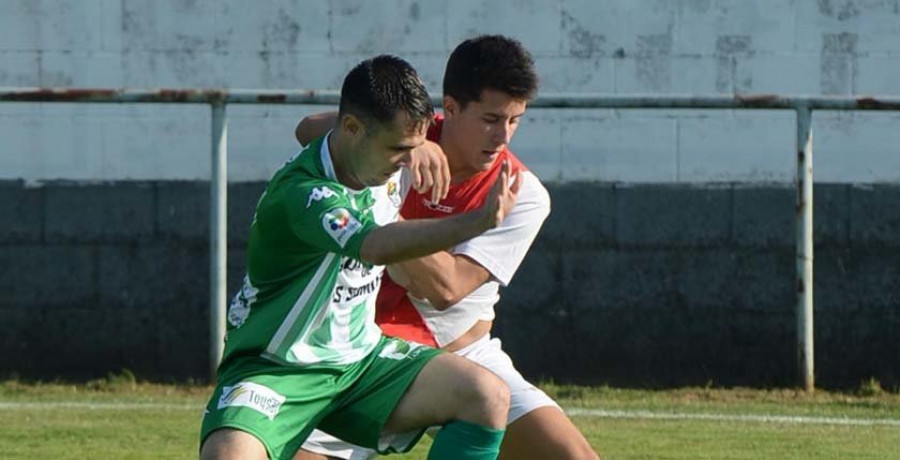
[499, 406, 599, 460]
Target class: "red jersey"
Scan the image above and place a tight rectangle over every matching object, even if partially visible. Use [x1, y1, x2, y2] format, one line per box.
[375, 114, 537, 347]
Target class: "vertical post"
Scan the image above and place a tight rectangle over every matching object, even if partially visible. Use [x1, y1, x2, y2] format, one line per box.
[210, 100, 228, 382]
[795, 106, 814, 392]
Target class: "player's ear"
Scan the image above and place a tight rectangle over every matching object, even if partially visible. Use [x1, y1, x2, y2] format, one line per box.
[443, 95, 459, 118]
[341, 113, 366, 139]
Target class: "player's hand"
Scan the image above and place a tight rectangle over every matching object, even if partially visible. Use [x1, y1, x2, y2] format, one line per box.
[407, 140, 450, 203]
[479, 160, 522, 230]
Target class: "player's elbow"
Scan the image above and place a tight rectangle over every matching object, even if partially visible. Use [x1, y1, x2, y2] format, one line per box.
[295, 119, 315, 146]
[359, 246, 392, 267]
[426, 286, 465, 311]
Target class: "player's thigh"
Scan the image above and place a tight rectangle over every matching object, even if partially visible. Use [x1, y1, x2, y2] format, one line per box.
[317, 338, 442, 453]
[200, 369, 337, 460]
[201, 428, 268, 460]
[382, 351, 509, 434]
[500, 407, 598, 460]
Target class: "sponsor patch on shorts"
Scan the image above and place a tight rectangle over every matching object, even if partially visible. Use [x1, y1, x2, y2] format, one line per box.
[322, 207, 362, 248]
[378, 339, 425, 361]
[217, 382, 286, 420]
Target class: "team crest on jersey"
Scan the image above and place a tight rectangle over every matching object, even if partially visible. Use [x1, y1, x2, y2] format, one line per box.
[217, 382, 285, 420]
[387, 180, 402, 207]
[307, 186, 338, 208]
[323, 208, 362, 248]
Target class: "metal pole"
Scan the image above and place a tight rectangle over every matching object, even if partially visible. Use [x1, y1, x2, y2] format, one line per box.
[795, 106, 814, 392]
[210, 101, 228, 382]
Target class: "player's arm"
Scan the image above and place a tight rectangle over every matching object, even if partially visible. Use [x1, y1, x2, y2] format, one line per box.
[296, 111, 449, 201]
[389, 253, 491, 310]
[295, 111, 338, 147]
[390, 174, 551, 310]
[359, 160, 521, 265]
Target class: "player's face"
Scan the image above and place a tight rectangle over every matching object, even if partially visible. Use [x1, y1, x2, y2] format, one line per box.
[354, 112, 428, 187]
[444, 88, 527, 175]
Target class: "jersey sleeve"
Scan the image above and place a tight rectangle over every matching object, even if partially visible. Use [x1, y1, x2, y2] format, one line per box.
[283, 181, 379, 260]
[451, 172, 551, 286]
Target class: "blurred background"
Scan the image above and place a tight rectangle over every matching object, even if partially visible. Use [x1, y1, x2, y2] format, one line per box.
[1, 0, 898, 388]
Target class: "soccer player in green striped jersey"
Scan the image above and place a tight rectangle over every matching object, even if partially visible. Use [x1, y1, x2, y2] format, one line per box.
[200, 55, 520, 460]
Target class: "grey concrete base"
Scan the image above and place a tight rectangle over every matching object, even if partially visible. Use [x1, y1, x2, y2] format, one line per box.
[1, 180, 898, 388]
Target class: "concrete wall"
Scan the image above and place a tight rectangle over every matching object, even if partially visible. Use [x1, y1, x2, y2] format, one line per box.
[2, 179, 898, 387]
[2, 0, 900, 183]
[2, 0, 899, 387]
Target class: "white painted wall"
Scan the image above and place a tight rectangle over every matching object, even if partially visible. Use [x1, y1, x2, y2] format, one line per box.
[1, 0, 899, 183]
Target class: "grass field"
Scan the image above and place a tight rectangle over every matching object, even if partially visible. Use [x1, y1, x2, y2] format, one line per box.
[1, 374, 899, 459]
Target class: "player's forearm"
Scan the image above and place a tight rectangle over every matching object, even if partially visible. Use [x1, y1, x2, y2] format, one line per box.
[359, 212, 489, 267]
[391, 254, 484, 310]
[392, 254, 458, 309]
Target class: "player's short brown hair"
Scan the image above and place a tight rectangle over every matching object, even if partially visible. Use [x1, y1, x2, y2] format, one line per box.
[443, 35, 538, 107]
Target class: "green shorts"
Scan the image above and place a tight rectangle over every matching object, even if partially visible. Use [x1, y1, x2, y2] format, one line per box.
[200, 336, 442, 460]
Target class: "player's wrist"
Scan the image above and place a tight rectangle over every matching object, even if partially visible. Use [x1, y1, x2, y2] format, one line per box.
[475, 205, 499, 232]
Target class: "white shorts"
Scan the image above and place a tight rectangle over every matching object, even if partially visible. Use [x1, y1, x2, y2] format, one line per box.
[302, 334, 560, 460]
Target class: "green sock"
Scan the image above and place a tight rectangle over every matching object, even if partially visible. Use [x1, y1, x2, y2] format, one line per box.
[427, 419, 505, 460]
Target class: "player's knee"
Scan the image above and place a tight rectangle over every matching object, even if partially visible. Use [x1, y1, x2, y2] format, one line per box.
[461, 367, 510, 424]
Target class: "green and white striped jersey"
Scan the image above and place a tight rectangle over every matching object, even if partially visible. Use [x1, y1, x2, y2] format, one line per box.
[221, 134, 408, 370]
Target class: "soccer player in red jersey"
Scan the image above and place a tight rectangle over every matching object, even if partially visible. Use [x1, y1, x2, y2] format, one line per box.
[295, 36, 597, 460]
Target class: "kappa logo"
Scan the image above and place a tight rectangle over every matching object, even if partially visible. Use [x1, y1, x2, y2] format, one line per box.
[217, 382, 286, 421]
[423, 198, 454, 213]
[307, 186, 338, 208]
[322, 208, 362, 248]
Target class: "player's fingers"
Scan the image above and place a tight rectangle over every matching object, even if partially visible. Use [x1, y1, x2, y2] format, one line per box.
[439, 160, 451, 200]
[510, 170, 524, 195]
[410, 159, 423, 191]
[419, 166, 434, 195]
[430, 165, 440, 203]
[488, 165, 504, 199]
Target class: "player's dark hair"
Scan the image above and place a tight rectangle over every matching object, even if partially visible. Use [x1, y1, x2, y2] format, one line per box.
[443, 35, 538, 107]
[338, 55, 434, 132]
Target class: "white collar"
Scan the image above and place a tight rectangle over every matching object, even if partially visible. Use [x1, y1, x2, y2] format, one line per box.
[319, 130, 337, 181]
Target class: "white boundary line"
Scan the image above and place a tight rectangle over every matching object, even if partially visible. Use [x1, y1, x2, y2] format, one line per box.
[1, 401, 899, 427]
[0, 402, 199, 411]
[565, 408, 900, 427]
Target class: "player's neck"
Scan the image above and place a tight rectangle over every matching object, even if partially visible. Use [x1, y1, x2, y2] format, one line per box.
[328, 130, 366, 190]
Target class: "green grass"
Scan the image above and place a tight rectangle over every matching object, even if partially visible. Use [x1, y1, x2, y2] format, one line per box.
[1, 376, 899, 459]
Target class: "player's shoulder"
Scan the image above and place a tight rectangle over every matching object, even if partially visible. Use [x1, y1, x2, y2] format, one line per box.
[506, 150, 550, 210]
[286, 179, 349, 214]
[265, 175, 346, 218]
[271, 145, 349, 209]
